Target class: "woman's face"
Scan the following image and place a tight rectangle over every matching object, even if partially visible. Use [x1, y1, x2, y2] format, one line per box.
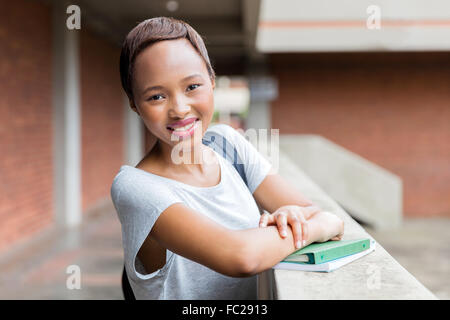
[130, 38, 215, 155]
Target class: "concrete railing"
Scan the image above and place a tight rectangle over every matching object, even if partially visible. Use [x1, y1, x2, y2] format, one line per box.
[278, 135, 402, 230]
[256, 151, 436, 299]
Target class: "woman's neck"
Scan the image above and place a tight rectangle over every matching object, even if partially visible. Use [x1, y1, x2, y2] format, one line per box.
[149, 139, 213, 176]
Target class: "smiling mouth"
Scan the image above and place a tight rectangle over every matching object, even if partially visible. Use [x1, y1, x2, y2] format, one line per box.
[166, 118, 200, 132]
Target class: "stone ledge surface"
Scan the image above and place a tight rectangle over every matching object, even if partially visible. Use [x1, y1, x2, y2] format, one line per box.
[269, 152, 436, 300]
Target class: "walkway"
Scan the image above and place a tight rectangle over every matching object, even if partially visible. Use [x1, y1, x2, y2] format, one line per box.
[0, 202, 448, 299]
[0, 203, 124, 299]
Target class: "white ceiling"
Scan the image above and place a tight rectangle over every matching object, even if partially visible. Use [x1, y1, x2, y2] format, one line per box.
[256, 0, 450, 52]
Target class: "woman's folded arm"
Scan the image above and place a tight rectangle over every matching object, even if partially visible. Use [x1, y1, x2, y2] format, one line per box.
[146, 202, 295, 277]
[146, 203, 342, 278]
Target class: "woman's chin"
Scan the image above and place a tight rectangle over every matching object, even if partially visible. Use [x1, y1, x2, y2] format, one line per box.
[169, 135, 203, 150]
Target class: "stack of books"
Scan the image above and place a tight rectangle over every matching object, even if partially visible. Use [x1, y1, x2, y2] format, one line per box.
[273, 238, 376, 272]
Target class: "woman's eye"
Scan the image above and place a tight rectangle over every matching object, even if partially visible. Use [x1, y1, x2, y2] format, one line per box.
[187, 84, 201, 91]
[148, 94, 164, 101]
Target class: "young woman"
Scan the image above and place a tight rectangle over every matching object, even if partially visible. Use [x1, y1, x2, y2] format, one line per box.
[111, 17, 344, 300]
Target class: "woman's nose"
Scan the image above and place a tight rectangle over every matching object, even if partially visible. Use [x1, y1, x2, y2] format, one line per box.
[168, 95, 191, 117]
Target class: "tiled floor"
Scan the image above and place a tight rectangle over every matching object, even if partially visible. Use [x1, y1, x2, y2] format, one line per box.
[0, 203, 448, 300]
[0, 203, 124, 300]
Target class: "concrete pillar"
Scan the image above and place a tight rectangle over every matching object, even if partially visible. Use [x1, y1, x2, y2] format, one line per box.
[123, 96, 145, 166]
[246, 59, 277, 130]
[246, 98, 271, 130]
[52, 1, 81, 227]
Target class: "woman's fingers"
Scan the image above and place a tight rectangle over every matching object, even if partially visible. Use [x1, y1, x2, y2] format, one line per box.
[287, 213, 304, 249]
[297, 210, 309, 246]
[276, 212, 288, 237]
[259, 206, 313, 249]
[259, 213, 268, 227]
[259, 212, 274, 227]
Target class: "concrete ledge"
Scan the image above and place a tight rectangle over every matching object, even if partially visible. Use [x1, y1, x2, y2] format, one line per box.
[258, 151, 436, 299]
[279, 135, 402, 230]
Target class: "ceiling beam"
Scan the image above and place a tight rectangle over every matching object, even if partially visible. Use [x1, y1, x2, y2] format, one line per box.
[242, 0, 265, 62]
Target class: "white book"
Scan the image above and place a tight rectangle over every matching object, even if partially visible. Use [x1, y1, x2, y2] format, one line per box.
[273, 239, 376, 272]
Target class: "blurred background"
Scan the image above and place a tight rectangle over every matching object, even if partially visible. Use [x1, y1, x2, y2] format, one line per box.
[0, 0, 448, 299]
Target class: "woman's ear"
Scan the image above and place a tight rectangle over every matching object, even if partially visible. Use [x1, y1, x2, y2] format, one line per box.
[129, 99, 140, 116]
[211, 77, 215, 90]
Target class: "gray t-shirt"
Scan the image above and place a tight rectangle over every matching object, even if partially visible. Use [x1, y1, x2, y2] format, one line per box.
[110, 124, 272, 299]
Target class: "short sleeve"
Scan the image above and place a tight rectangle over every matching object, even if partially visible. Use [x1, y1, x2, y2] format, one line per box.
[110, 168, 183, 282]
[208, 124, 273, 194]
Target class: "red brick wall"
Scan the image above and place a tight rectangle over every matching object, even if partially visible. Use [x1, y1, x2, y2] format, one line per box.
[80, 29, 124, 212]
[0, 0, 53, 253]
[270, 52, 450, 217]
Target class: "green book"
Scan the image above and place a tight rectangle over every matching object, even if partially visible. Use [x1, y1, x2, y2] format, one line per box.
[283, 238, 371, 264]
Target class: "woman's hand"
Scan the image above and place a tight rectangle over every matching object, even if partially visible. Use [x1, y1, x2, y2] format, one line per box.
[312, 211, 345, 243]
[259, 205, 322, 249]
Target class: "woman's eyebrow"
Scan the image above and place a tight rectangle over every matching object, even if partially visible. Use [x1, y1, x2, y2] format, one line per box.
[142, 74, 203, 95]
[181, 73, 203, 82]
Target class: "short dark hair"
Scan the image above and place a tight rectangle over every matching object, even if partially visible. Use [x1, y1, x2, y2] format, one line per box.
[119, 17, 215, 102]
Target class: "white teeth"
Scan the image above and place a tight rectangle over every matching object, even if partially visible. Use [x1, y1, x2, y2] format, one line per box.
[172, 121, 196, 132]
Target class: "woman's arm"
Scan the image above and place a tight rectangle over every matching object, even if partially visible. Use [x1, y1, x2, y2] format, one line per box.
[146, 203, 343, 278]
[252, 172, 336, 248]
[253, 173, 317, 218]
[149, 202, 252, 277]
[239, 210, 344, 275]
